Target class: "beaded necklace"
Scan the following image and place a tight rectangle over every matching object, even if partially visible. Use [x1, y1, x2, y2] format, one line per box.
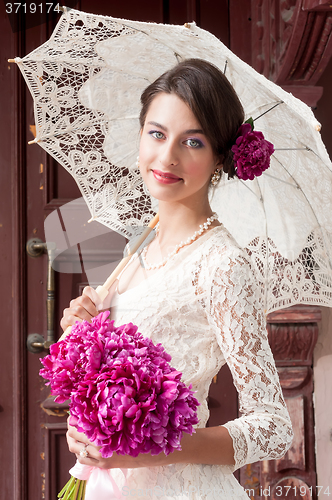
[140, 212, 218, 271]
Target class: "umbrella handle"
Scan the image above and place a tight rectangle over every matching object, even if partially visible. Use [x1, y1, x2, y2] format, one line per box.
[95, 212, 159, 300]
[58, 213, 159, 342]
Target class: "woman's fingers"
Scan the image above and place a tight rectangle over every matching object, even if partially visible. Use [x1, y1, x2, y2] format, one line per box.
[60, 289, 99, 331]
[60, 306, 90, 331]
[67, 420, 86, 442]
[82, 285, 103, 311]
[60, 312, 79, 332]
[67, 419, 101, 463]
[76, 290, 99, 317]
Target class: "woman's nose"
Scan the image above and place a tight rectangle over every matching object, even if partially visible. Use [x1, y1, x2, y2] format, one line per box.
[159, 141, 179, 167]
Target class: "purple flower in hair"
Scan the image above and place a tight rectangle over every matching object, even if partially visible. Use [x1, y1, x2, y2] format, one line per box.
[40, 311, 199, 458]
[231, 121, 274, 181]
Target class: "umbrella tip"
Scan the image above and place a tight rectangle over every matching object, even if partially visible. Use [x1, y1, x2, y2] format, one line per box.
[87, 216, 97, 223]
[8, 59, 16, 63]
[184, 22, 196, 28]
[316, 124, 321, 132]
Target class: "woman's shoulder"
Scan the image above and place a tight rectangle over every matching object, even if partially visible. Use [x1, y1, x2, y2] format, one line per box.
[196, 224, 260, 286]
[204, 226, 265, 299]
[200, 224, 247, 263]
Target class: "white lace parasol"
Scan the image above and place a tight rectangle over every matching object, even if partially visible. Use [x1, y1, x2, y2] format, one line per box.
[12, 7, 332, 312]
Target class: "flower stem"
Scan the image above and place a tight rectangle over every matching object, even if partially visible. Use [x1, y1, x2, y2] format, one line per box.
[79, 479, 86, 499]
[58, 476, 86, 500]
[58, 476, 75, 498]
[72, 478, 80, 500]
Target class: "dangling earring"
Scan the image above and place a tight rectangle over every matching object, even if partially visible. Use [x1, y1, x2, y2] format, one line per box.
[210, 168, 221, 186]
[135, 156, 140, 169]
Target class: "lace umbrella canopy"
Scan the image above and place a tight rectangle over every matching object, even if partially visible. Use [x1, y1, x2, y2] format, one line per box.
[11, 7, 332, 313]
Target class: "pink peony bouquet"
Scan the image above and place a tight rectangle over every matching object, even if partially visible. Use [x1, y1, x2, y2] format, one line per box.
[40, 312, 199, 499]
[231, 119, 274, 181]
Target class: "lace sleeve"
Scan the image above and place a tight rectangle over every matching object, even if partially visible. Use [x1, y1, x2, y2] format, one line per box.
[206, 253, 293, 471]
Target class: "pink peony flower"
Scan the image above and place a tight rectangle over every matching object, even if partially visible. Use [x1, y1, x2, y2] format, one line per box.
[231, 122, 274, 181]
[40, 311, 199, 458]
[40, 311, 118, 402]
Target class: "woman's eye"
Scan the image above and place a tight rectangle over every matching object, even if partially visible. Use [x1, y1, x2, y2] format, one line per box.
[150, 131, 164, 140]
[186, 139, 203, 148]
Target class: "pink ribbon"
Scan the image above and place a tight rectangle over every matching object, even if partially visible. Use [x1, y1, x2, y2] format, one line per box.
[70, 461, 127, 500]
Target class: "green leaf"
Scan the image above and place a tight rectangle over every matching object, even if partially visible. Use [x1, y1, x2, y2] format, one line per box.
[245, 117, 254, 130]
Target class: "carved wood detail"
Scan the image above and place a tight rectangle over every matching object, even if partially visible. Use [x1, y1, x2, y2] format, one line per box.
[251, 0, 332, 106]
[268, 323, 318, 366]
[277, 366, 310, 389]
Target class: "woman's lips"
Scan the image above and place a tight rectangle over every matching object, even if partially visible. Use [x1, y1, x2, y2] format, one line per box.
[152, 169, 182, 184]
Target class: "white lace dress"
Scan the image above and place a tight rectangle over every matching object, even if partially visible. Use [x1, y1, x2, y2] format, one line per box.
[109, 225, 293, 500]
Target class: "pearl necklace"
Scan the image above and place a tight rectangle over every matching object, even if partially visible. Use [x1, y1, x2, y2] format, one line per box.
[141, 212, 218, 271]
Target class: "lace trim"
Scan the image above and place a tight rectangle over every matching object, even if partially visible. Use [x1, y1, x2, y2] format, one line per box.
[222, 423, 248, 471]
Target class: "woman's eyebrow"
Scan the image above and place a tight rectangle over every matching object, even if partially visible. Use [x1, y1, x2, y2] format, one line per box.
[147, 121, 204, 135]
[147, 121, 167, 131]
[185, 128, 205, 135]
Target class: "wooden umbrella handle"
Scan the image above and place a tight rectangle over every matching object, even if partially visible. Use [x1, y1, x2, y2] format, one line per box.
[59, 213, 159, 341]
[96, 213, 159, 299]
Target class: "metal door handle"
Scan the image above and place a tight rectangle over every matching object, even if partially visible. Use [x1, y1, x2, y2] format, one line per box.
[26, 238, 56, 353]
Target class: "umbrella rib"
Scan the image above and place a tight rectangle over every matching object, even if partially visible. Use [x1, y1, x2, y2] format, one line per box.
[107, 22, 198, 66]
[275, 140, 332, 174]
[216, 178, 263, 202]
[304, 145, 332, 174]
[262, 172, 300, 187]
[267, 130, 332, 173]
[274, 148, 309, 151]
[273, 155, 328, 238]
[253, 101, 283, 122]
[235, 179, 264, 201]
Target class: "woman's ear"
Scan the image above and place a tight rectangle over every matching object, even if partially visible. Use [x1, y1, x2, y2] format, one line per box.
[215, 156, 223, 169]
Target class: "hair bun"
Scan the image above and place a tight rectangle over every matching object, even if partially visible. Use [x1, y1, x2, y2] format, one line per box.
[221, 148, 236, 179]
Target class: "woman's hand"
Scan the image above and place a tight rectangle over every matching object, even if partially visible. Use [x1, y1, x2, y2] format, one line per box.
[66, 419, 168, 469]
[60, 286, 101, 332]
[67, 418, 235, 469]
[60, 281, 119, 333]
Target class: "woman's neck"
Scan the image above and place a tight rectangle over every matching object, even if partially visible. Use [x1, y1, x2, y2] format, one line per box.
[156, 201, 219, 249]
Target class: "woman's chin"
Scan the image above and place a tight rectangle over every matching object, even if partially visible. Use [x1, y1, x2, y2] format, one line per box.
[144, 181, 183, 203]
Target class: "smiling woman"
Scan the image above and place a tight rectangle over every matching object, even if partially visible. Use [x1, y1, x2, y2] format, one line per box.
[139, 93, 219, 205]
[62, 59, 293, 500]
[139, 58, 244, 180]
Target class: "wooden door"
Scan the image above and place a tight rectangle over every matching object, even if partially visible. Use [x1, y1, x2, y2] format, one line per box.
[1, 2, 235, 499]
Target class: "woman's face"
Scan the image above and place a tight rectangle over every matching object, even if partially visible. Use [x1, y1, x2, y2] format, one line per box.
[139, 92, 220, 207]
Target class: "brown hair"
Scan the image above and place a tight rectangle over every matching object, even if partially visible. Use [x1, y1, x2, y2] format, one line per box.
[139, 58, 244, 178]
